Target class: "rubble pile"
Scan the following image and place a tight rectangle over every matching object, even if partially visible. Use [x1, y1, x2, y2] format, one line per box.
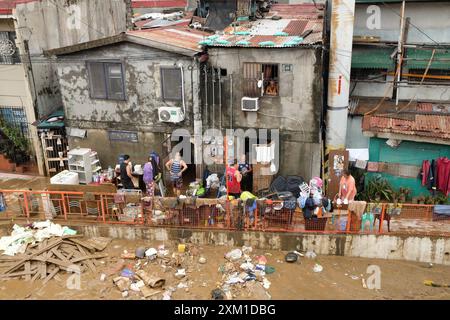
[213, 246, 275, 300]
[0, 221, 111, 283]
[109, 243, 204, 300]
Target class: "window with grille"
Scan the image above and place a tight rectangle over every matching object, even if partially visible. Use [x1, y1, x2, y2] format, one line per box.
[0, 107, 28, 136]
[0, 31, 21, 64]
[161, 67, 182, 101]
[87, 61, 126, 100]
[408, 69, 450, 83]
[243, 63, 279, 97]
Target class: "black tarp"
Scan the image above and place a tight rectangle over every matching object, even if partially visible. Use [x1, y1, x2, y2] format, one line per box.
[202, 0, 237, 31]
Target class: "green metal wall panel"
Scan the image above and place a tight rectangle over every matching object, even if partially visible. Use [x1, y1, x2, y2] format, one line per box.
[368, 138, 450, 197]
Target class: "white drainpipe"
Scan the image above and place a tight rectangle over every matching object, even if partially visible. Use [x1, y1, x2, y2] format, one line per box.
[326, 0, 356, 151]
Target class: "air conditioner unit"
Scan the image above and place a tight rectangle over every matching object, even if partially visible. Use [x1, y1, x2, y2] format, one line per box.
[241, 97, 260, 111]
[158, 107, 184, 123]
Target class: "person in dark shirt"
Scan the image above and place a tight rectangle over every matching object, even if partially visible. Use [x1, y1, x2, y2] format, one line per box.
[120, 155, 134, 189]
[238, 154, 253, 192]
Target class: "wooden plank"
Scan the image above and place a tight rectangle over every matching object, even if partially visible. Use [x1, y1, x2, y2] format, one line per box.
[69, 238, 96, 252]
[43, 267, 60, 285]
[70, 253, 108, 264]
[41, 262, 46, 279]
[24, 262, 31, 281]
[30, 257, 72, 269]
[4, 238, 63, 274]
[75, 245, 97, 272]
[51, 248, 70, 263]
[31, 270, 40, 283]
[85, 237, 112, 251]
[0, 271, 36, 278]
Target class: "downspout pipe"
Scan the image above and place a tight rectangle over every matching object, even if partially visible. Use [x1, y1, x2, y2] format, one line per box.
[326, 0, 355, 151]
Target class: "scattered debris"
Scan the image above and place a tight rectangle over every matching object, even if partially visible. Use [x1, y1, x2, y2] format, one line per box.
[145, 248, 157, 259]
[313, 264, 323, 273]
[175, 268, 186, 279]
[120, 268, 134, 278]
[211, 288, 225, 300]
[225, 249, 242, 262]
[424, 280, 449, 288]
[135, 247, 146, 259]
[242, 246, 253, 254]
[100, 273, 106, 281]
[350, 275, 359, 280]
[135, 270, 165, 288]
[285, 252, 298, 263]
[198, 256, 207, 264]
[305, 251, 317, 259]
[362, 278, 367, 288]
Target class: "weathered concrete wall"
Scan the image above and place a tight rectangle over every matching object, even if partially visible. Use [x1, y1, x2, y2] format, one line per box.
[13, 0, 129, 117]
[1, 221, 448, 265]
[68, 129, 165, 169]
[346, 116, 369, 149]
[207, 47, 322, 179]
[56, 42, 199, 167]
[354, 2, 450, 44]
[65, 223, 450, 266]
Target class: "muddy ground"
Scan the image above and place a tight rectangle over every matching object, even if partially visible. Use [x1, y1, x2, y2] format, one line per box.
[0, 238, 449, 300]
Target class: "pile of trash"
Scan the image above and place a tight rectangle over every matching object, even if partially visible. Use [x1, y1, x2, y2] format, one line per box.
[213, 246, 275, 300]
[0, 221, 77, 256]
[110, 242, 204, 300]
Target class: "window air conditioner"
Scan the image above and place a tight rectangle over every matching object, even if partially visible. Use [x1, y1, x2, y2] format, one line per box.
[158, 107, 184, 123]
[241, 97, 260, 111]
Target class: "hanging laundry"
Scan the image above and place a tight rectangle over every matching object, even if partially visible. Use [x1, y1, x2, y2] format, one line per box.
[436, 157, 450, 196]
[420, 160, 430, 186]
[427, 159, 437, 191]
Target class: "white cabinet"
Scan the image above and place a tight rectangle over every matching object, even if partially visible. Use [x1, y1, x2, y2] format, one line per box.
[67, 148, 101, 184]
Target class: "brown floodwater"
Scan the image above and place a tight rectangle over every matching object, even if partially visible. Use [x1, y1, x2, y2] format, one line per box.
[1, 238, 449, 300]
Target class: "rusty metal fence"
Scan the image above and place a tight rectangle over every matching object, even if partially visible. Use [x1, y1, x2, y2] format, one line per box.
[0, 189, 448, 236]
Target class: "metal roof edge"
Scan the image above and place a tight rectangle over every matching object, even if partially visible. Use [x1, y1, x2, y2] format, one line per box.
[125, 33, 199, 57]
[44, 33, 127, 57]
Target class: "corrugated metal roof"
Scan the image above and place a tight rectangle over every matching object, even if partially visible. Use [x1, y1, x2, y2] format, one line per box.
[362, 114, 450, 140]
[131, 0, 186, 8]
[127, 26, 209, 52]
[203, 4, 324, 48]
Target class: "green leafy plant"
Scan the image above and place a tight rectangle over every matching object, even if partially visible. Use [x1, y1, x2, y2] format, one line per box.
[433, 192, 449, 205]
[360, 175, 394, 202]
[0, 116, 29, 153]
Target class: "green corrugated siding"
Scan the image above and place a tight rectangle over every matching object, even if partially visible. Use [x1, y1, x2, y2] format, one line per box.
[352, 48, 396, 69]
[368, 138, 450, 197]
[406, 48, 450, 70]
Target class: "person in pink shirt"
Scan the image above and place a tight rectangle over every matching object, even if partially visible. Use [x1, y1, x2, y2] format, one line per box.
[339, 169, 357, 202]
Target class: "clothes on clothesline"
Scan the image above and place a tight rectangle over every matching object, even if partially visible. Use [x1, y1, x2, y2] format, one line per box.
[420, 157, 450, 196]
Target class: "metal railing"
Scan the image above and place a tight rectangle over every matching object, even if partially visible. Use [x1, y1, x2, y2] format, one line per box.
[0, 189, 448, 237]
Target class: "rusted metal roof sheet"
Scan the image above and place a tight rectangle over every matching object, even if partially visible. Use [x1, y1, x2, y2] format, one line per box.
[132, 0, 186, 8]
[127, 27, 209, 52]
[204, 4, 324, 48]
[362, 114, 450, 140]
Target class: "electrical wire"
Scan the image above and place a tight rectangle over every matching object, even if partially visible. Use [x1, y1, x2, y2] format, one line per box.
[256, 111, 306, 142]
[381, 2, 440, 46]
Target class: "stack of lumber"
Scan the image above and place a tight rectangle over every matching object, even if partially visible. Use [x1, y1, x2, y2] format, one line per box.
[0, 235, 111, 283]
